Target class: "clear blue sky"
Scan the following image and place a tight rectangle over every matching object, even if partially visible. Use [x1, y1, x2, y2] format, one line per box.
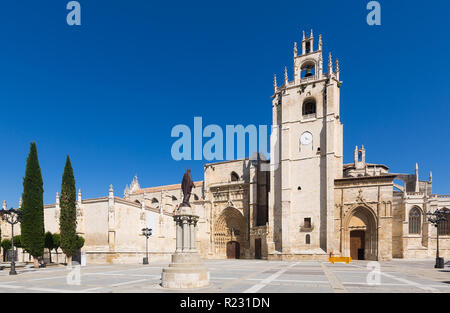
[1, 0, 449, 207]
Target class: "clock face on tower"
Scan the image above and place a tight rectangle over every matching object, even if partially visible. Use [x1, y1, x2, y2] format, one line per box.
[300, 132, 313, 145]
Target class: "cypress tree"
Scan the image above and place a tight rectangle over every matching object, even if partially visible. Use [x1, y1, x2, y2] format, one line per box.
[59, 156, 77, 266]
[20, 142, 45, 269]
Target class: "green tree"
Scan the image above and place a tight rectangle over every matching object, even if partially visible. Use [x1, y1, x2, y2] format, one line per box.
[76, 235, 85, 250]
[13, 235, 21, 248]
[1, 239, 11, 262]
[1, 239, 12, 251]
[52, 233, 61, 263]
[44, 231, 55, 263]
[59, 156, 77, 266]
[20, 142, 45, 269]
[13, 235, 23, 263]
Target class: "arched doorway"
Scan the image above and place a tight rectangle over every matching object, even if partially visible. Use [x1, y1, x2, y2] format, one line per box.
[344, 206, 377, 260]
[213, 207, 247, 259]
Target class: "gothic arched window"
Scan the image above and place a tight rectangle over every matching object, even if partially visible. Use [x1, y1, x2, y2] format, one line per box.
[231, 172, 239, 182]
[151, 198, 159, 204]
[305, 42, 311, 54]
[409, 207, 421, 234]
[305, 234, 311, 245]
[438, 208, 450, 235]
[302, 99, 316, 117]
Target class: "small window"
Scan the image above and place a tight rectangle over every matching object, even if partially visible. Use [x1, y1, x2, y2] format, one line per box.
[305, 42, 311, 54]
[306, 234, 311, 244]
[302, 99, 316, 117]
[409, 207, 421, 234]
[304, 218, 311, 229]
[231, 172, 239, 182]
[171, 196, 177, 201]
[135, 200, 141, 204]
[194, 194, 199, 201]
[151, 198, 159, 204]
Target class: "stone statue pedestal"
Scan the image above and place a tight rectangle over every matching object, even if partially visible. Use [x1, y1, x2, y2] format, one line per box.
[161, 204, 210, 289]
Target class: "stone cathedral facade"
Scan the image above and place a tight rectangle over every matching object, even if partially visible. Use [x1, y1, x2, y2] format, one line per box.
[2, 31, 449, 264]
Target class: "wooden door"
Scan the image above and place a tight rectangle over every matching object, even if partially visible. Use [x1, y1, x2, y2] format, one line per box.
[350, 230, 365, 260]
[255, 238, 262, 259]
[226, 241, 240, 259]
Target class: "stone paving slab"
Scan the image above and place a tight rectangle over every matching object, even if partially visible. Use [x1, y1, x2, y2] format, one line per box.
[0, 259, 448, 293]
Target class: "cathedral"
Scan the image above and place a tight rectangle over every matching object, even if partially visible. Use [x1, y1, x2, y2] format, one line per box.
[2, 31, 449, 264]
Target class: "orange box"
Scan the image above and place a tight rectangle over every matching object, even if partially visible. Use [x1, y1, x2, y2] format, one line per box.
[328, 257, 352, 264]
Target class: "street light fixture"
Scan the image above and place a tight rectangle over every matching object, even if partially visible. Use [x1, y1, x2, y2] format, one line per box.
[427, 209, 449, 269]
[0, 208, 23, 275]
[141, 227, 152, 265]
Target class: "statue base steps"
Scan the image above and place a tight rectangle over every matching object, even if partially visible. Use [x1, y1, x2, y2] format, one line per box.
[161, 252, 210, 289]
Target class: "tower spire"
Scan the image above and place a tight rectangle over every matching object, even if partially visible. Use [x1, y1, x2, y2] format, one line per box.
[294, 42, 298, 57]
[335, 59, 340, 80]
[273, 74, 277, 93]
[318, 34, 322, 50]
[284, 66, 288, 84]
[109, 184, 114, 198]
[328, 52, 333, 75]
[415, 163, 420, 193]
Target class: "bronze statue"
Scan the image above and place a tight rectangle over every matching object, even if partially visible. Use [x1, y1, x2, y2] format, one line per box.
[181, 169, 195, 206]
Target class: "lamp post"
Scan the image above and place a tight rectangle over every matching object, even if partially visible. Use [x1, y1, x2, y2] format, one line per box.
[141, 227, 152, 265]
[427, 209, 449, 269]
[1, 208, 23, 275]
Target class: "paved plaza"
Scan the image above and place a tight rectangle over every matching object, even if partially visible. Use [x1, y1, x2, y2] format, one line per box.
[0, 259, 449, 293]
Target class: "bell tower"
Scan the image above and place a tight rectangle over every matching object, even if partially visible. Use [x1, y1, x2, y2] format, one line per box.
[268, 30, 343, 257]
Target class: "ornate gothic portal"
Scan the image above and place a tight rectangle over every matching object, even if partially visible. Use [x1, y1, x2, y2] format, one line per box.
[213, 207, 247, 258]
[343, 206, 378, 260]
